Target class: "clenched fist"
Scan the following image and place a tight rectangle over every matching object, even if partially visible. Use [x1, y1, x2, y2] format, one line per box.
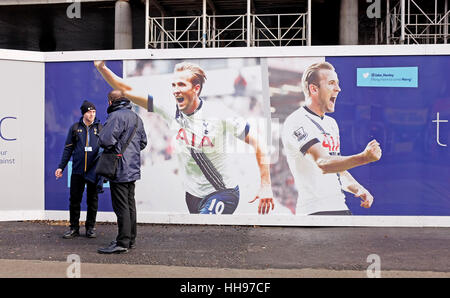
[55, 168, 63, 179]
[94, 60, 105, 69]
[362, 139, 382, 163]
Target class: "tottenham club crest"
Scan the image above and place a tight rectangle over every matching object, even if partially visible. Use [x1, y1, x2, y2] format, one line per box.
[293, 127, 307, 142]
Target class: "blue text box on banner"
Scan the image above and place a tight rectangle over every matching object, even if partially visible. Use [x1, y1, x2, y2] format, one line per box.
[357, 67, 418, 87]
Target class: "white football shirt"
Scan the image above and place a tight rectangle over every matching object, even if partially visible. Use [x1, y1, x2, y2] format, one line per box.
[148, 94, 249, 198]
[282, 105, 348, 215]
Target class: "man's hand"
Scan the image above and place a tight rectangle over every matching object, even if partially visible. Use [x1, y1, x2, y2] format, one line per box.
[362, 139, 382, 163]
[354, 188, 374, 208]
[249, 185, 275, 215]
[94, 60, 105, 69]
[55, 168, 63, 179]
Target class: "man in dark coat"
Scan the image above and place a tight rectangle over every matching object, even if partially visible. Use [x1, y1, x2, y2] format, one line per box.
[56, 100, 102, 239]
[97, 90, 147, 254]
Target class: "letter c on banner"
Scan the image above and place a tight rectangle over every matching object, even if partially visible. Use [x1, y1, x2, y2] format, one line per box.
[0, 117, 17, 141]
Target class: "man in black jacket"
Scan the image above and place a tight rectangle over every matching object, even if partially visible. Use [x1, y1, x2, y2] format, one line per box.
[97, 90, 147, 254]
[55, 100, 102, 239]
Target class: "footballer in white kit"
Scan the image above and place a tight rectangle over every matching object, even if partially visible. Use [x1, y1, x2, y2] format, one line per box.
[283, 105, 347, 215]
[148, 94, 250, 214]
[94, 60, 275, 215]
[282, 61, 382, 215]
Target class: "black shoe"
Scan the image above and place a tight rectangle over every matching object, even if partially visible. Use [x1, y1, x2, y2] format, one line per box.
[110, 240, 136, 249]
[86, 228, 97, 238]
[97, 243, 128, 254]
[62, 229, 80, 239]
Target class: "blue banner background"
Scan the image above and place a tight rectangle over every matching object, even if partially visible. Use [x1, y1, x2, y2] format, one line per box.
[327, 55, 450, 215]
[45, 61, 123, 212]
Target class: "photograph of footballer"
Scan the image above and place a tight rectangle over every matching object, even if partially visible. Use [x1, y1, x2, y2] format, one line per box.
[280, 61, 382, 215]
[94, 60, 275, 215]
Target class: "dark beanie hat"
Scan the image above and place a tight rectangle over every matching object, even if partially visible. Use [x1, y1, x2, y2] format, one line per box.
[80, 100, 96, 115]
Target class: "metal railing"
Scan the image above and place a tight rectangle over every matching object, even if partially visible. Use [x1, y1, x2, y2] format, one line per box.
[377, 0, 449, 45]
[145, 12, 309, 48]
[252, 13, 307, 46]
[149, 16, 203, 48]
[207, 15, 247, 48]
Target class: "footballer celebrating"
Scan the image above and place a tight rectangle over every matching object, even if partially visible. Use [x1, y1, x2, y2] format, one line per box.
[282, 62, 381, 215]
[94, 60, 274, 215]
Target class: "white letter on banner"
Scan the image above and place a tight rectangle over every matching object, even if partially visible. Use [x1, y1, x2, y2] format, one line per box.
[432, 112, 448, 147]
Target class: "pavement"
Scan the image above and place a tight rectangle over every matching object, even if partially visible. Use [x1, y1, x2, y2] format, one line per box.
[0, 221, 449, 278]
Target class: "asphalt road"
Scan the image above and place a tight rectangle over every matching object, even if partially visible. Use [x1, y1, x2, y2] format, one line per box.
[0, 221, 449, 277]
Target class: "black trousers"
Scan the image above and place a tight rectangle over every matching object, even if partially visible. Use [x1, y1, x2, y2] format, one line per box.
[69, 174, 98, 230]
[110, 181, 137, 248]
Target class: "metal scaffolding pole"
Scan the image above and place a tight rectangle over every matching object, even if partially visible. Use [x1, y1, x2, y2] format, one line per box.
[375, 18, 378, 44]
[386, 0, 391, 44]
[247, 0, 251, 47]
[434, 0, 437, 44]
[161, 15, 165, 48]
[307, 0, 311, 46]
[445, 0, 449, 43]
[145, 0, 149, 49]
[401, 0, 405, 44]
[203, 0, 207, 48]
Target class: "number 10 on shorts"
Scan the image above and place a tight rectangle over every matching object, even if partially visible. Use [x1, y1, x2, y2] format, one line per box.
[208, 198, 225, 214]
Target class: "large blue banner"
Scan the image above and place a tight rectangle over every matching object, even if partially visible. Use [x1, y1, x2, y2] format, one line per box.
[44, 55, 450, 217]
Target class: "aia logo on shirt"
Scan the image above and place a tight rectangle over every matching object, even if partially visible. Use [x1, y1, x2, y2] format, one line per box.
[176, 128, 214, 148]
[322, 134, 339, 153]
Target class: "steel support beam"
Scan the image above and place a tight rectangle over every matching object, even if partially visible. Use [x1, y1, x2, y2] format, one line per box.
[400, 0, 405, 44]
[445, 0, 448, 43]
[386, 0, 391, 44]
[307, 0, 311, 46]
[247, 0, 251, 47]
[203, 0, 207, 48]
[145, 0, 149, 48]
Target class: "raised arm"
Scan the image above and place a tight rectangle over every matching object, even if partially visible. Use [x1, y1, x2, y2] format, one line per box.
[94, 61, 149, 109]
[245, 130, 275, 215]
[307, 139, 382, 174]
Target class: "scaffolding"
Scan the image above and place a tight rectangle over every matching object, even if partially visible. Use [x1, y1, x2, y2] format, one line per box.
[377, 0, 449, 44]
[144, 0, 311, 49]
